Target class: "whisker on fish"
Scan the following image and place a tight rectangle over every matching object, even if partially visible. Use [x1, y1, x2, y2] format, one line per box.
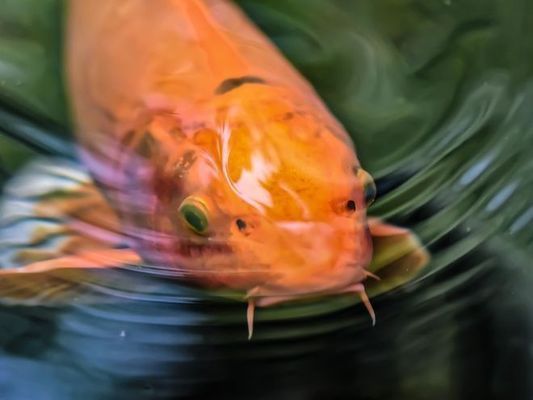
[364, 270, 381, 281]
[247, 300, 255, 340]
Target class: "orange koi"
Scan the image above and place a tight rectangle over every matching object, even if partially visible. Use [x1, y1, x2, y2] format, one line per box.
[0, 0, 428, 338]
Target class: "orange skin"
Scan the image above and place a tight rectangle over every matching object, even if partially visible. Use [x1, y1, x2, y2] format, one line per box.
[66, 0, 377, 324]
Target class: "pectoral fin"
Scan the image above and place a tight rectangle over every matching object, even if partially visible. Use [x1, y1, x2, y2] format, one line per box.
[0, 158, 141, 305]
[365, 218, 430, 297]
[0, 249, 141, 305]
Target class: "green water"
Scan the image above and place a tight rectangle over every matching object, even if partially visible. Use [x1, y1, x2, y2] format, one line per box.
[0, 0, 531, 399]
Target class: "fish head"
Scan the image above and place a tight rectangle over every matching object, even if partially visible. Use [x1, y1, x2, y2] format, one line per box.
[142, 85, 378, 300]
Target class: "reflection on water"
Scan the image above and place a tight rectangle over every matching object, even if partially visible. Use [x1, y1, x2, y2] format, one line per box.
[0, 0, 532, 399]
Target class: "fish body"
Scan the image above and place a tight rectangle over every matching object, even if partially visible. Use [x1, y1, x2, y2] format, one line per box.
[0, 1, 428, 337]
[66, 0, 376, 306]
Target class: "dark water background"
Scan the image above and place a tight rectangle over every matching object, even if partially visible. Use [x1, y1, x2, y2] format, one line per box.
[0, 0, 532, 399]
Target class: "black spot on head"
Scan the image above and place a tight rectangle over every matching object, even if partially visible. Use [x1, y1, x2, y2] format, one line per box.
[215, 76, 266, 94]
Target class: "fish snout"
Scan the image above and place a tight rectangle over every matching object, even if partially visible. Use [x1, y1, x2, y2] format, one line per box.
[275, 220, 371, 270]
[246, 221, 369, 291]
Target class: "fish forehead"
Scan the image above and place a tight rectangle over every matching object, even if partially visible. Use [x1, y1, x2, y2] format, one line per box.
[209, 87, 359, 219]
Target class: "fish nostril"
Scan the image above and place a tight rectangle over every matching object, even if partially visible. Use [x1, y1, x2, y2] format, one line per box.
[346, 200, 356, 212]
[236, 218, 247, 231]
[234, 216, 260, 236]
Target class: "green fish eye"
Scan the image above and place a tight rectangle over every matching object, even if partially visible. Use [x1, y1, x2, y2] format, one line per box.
[179, 199, 209, 234]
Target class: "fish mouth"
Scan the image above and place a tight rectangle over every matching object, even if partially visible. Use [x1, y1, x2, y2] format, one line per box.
[246, 281, 366, 307]
[245, 273, 377, 339]
[245, 261, 375, 305]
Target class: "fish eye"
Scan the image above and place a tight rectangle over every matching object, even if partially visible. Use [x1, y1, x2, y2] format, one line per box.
[179, 197, 209, 235]
[354, 167, 377, 207]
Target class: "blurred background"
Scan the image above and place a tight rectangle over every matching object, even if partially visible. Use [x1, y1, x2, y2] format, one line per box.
[0, 0, 531, 399]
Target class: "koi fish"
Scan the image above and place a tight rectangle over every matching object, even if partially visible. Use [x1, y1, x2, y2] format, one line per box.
[0, 0, 428, 338]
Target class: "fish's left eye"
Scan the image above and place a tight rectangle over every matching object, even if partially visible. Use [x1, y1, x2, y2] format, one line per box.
[179, 197, 209, 235]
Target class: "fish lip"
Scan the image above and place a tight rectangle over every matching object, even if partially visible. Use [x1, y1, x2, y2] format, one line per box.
[246, 274, 367, 307]
[248, 285, 364, 307]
